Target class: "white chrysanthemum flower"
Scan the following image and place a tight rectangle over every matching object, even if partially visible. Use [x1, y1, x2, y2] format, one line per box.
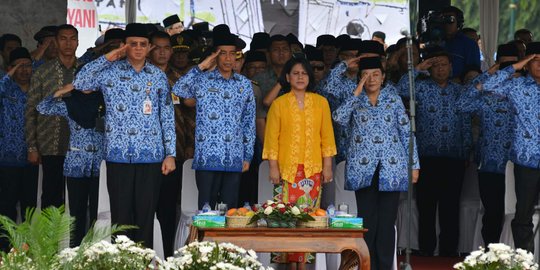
[264, 206, 273, 215]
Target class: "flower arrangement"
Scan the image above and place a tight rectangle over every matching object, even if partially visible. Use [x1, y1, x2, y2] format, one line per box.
[54, 235, 158, 270]
[454, 243, 539, 270]
[159, 241, 273, 270]
[249, 200, 314, 228]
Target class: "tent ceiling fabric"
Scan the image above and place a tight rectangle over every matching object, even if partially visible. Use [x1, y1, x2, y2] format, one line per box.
[479, 0, 499, 67]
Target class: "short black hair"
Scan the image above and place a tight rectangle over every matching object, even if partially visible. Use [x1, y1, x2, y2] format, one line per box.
[150, 30, 171, 44]
[56, 24, 79, 37]
[278, 55, 316, 93]
[268, 34, 290, 50]
[396, 37, 420, 50]
[460, 64, 482, 83]
[514, 29, 532, 39]
[0, 34, 22, 51]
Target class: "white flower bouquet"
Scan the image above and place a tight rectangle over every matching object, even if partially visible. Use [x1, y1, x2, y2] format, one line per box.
[249, 200, 314, 228]
[159, 241, 273, 270]
[55, 235, 158, 270]
[454, 243, 539, 270]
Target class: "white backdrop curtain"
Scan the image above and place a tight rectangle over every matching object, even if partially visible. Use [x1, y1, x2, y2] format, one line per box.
[479, 0, 499, 67]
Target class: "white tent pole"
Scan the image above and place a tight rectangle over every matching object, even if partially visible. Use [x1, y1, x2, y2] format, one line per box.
[125, 0, 137, 24]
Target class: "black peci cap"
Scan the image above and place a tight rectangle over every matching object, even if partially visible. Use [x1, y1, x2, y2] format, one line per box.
[125, 23, 150, 39]
[9, 47, 31, 64]
[163, 14, 181, 28]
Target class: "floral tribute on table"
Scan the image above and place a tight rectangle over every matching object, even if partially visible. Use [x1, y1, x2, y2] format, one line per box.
[160, 241, 274, 270]
[453, 243, 539, 270]
[248, 200, 315, 228]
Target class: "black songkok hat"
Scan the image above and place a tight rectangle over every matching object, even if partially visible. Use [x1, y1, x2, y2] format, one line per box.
[316, 34, 336, 47]
[358, 57, 383, 72]
[104, 28, 125, 42]
[125, 23, 150, 39]
[358, 40, 385, 56]
[497, 43, 519, 59]
[9, 47, 31, 64]
[525, 42, 540, 55]
[340, 38, 362, 52]
[33, 25, 57, 42]
[335, 34, 351, 48]
[244, 50, 267, 63]
[212, 24, 236, 47]
[192, 22, 211, 38]
[235, 35, 246, 50]
[305, 45, 324, 62]
[422, 46, 450, 61]
[163, 14, 181, 28]
[250, 32, 270, 51]
[145, 24, 159, 35]
[286, 33, 303, 48]
[170, 33, 192, 51]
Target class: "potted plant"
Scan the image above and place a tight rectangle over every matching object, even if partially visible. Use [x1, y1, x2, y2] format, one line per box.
[249, 200, 314, 228]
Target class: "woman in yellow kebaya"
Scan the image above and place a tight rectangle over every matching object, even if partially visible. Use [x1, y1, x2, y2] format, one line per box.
[263, 56, 336, 269]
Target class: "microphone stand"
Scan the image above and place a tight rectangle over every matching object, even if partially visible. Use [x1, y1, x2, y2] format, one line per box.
[400, 31, 416, 270]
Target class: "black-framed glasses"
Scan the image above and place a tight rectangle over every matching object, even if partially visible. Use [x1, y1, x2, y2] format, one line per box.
[312, 65, 325, 71]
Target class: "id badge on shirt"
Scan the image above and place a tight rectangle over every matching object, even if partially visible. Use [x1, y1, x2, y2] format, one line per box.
[143, 98, 152, 115]
[172, 93, 181, 105]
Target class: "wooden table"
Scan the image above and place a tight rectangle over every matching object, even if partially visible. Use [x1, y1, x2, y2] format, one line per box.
[188, 226, 370, 270]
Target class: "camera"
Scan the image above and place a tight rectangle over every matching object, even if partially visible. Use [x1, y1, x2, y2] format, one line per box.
[418, 10, 455, 45]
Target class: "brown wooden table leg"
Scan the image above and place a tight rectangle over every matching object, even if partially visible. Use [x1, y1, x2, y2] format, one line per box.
[186, 225, 198, 244]
[339, 238, 371, 270]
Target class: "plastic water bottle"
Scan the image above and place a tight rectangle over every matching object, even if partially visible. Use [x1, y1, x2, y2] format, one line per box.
[327, 204, 336, 217]
[202, 202, 211, 213]
[243, 202, 251, 209]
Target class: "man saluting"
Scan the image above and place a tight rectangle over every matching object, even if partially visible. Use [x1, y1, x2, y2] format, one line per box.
[73, 23, 176, 248]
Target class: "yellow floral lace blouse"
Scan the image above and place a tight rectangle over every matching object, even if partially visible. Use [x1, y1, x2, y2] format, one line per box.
[263, 92, 337, 183]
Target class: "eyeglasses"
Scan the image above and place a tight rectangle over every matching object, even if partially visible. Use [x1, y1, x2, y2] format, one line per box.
[128, 41, 149, 48]
[312, 65, 325, 71]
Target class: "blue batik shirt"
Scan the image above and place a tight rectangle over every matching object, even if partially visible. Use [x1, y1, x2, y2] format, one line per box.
[37, 95, 104, 178]
[482, 66, 540, 169]
[73, 56, 176, 163]
[397, 70, 471, 159]
[0, 75, 30, 167]
[319, 61, 358, 163]
[172, 66, 256, 172]
[457, 73, 513, 174]
[333, 86, 420, 191]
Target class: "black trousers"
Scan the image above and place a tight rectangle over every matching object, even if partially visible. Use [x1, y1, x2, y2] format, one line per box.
[41, 155, 66, 208]
[195, 170, 241, 210]
[106, 162, 162, 249]
[156, 160, 182, 258]
[239, 138, 262, 207]
[355, 167, 400, 270]
[66, 176, 99, 247]
[416, 157, 465, 255]
[512, 164, 540, 253]
[0, 165, 39, 252]
[478, 171, 505, 247]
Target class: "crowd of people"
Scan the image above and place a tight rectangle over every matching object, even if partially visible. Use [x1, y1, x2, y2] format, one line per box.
[0, 5, 539, 270]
